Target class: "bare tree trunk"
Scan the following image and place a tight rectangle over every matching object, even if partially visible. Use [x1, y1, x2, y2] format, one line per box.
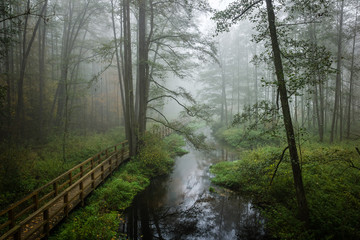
[123, 0, 137, 156]
[330, 0, 344, 143]
[2, 2, 11, 136]
[347, 6, 357, 138]
[138, 0, 148, 138]
[38, 2, 48, 141]
[15, 0, 47, 136]
[265, 0, 309, 223]
[220, 64, 228, 126]
[110, 0, 126, 128]
[254, 45, 258, 122]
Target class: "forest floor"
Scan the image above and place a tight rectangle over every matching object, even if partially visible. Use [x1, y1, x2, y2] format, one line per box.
[210, 127, 360, 240]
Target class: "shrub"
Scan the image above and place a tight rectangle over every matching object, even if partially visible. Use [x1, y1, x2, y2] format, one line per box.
[211, 143, 360, 240]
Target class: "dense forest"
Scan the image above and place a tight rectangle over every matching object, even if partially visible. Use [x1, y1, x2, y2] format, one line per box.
[1, 0, 360, 239]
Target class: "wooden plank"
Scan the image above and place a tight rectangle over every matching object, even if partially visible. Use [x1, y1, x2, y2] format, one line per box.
[1, 141, 129, 240]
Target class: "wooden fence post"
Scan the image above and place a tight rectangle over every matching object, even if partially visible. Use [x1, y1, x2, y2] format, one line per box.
[121, 143, 125, 161]
[80, 166, 84, 177]
[8, 209, 15, 230]
[101, 165, 104, 180]
[43, 208, 50, 238]
[80, 182, 84, 207]
[14, 226, 21, 240]
[91, 173, 95, 189]
[69, 172, 73, 186]
[64, 192, 69, 217]
[91, 158, 94, 169]
[53, 182, 58, 197]
[33, 192, 39, 211]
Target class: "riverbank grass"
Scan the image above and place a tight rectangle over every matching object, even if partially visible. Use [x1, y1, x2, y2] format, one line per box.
[210, 142, 360, 240]
[50, 132, 187, 240]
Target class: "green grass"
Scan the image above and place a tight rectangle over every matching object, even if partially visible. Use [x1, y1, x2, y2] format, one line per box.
[210, 141, 360, 240]
[50, 132, 187, 240]
[0, 127, 125, 210]
[214, 126, 283, 149]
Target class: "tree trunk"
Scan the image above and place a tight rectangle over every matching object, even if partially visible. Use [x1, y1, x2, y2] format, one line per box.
[123, 0, 137, 156]
[220, 65, 228, 126]
[347, 7, 357, 138]
[330, 0, 344, 143]
[138, 0, 148, 138]
[15, 0, 47, 136]
[265, 0, 309, 223]
[38, 2, 48, 141]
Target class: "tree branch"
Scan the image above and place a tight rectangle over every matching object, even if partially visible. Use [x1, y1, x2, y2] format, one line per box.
[270, 146, 289, 185]
[232, 0, 263, 22]
[147, 94, 194, 116]
[147, 106, 171, 125]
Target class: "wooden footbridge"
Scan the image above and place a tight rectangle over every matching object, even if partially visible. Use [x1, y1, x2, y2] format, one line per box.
[0, 126, 173, 240]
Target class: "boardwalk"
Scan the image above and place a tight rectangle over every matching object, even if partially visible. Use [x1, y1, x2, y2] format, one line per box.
[0, 126, 174, 240]
[0, 141, 130, 240]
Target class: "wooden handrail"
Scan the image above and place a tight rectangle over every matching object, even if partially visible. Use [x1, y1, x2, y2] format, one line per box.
[0, 140, 128, 239]
[0, 124, 174, 240]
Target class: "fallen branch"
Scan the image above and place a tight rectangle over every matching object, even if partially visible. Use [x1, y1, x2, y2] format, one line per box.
[356, 147, 360, 157]
[270, 146, 289, 186]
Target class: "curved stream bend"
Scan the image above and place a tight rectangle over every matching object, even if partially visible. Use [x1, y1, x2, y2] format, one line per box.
[122, 130, 267, 239]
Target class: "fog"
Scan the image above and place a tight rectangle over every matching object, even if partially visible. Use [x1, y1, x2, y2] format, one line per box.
[1, 0, 360, 239]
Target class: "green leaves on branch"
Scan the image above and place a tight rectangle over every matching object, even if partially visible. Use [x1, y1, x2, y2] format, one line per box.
[212, 0, 263, 33]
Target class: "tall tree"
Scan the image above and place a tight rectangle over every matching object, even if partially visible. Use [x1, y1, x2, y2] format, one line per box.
[330, 0, 345, 143]
[15, 0, 47, 136]
[346, 4, 358, 139]
[265, 0, 309, 223]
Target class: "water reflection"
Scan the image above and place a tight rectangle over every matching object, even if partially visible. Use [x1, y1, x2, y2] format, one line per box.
[122, 134, 267, 239]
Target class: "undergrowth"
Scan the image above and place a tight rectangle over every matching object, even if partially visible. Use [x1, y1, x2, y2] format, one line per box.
[49, 132, 187, 240]
[0, 127, 125, 210]
[214, 126, 283, 149]
[210, 141, 360, 240]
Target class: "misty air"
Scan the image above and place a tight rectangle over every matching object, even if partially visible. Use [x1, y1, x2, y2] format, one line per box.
[0, 0, 359, 239]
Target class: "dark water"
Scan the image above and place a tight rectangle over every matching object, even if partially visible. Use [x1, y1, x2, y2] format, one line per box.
[122, 131, 267, 240]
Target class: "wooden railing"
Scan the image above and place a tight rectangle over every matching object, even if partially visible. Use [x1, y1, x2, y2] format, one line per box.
[0, 140, 129, 240]
[0, 124, 175, 240]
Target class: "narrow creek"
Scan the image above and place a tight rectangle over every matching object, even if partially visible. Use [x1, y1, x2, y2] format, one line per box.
[122, 129, 267, 239]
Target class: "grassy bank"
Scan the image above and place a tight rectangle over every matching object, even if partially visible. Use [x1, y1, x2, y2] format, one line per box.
[0, 127, 125, 210]
[210, 141, 360, 239]
[49, 133, 187, 240]
[214, 125, 283, 150]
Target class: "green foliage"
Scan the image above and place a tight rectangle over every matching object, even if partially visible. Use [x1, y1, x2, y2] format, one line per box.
[0, 127, 125, 210]
[51, 132, 187, 239]
[53, 208, 120, 240]
[215, 126, 282, 149]
[134, 133, 174, 178]
[163, 134, 189, 157]
[210, 142, 360, 240]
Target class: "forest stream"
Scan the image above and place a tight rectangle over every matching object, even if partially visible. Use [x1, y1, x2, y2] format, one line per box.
[122, 129, 267, 239]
